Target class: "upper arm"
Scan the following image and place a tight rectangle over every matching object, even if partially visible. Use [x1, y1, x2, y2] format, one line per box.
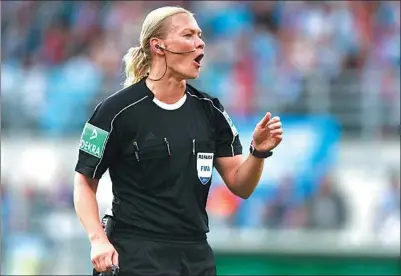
[212, 99, 243, 187]
[215, 155, 244, 190]
[74, 172, 100, 193]
[75, 102, 122, 180]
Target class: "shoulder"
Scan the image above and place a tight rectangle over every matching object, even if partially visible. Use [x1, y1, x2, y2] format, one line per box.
[186, 83, 239, 136]
[93, 81, 149, 123]
[186, 83, 225, 113]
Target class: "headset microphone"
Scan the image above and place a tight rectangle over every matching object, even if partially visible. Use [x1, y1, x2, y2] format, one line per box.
[156, 44, 196, 54]
[147, 45, 197, 82]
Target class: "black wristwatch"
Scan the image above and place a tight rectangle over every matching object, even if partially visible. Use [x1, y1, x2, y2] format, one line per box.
[249, 143, 273, 158]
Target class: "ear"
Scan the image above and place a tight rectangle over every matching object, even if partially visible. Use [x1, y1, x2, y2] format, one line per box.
[150, 38, 165, 55]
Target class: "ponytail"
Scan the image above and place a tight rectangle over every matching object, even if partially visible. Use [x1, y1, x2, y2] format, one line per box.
[123, 46, 149, 87]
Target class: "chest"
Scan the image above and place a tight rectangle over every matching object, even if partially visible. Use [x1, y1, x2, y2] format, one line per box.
[116, 100, 217, 168]
[122, 101, 214, 154]
[114, 100, 217, 192]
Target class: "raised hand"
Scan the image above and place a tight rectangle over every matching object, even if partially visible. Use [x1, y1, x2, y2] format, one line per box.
[252, 112, 283, 152]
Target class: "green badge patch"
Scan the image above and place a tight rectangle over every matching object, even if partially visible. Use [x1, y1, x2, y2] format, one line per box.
[79, 123, 109, 158]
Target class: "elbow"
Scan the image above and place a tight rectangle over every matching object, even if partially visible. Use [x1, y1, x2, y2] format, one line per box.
[228, 186, 253, 200]
[236, 191, 252, 200]
[226, 180, 254, 200]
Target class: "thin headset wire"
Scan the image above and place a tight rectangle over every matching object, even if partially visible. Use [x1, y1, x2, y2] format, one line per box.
[147, 53, 168, 82]
[147, 46, 197, 145]
[146, 46, 196, 81]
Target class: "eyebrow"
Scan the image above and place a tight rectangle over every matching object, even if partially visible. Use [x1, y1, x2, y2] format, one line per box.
[181, 28, 202, 35]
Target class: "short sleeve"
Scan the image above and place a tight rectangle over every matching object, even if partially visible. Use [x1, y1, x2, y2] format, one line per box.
[75, 102, 121, 179]
[214, 100, 243, 158]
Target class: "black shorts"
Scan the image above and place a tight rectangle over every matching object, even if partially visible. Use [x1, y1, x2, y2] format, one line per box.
[93, 235, 216, 276]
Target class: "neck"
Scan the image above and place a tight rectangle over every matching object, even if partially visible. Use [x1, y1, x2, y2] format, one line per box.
[147, 66, 186, 104]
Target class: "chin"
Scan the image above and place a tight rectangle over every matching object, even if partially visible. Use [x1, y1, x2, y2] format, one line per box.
[186, 74, 199, 80]
[180, 72, 199, 80]
[173, 68, 200, 80]
[189, 69, 202, 79]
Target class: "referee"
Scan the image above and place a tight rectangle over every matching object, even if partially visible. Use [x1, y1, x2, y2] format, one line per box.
[73, 6, 283, 276]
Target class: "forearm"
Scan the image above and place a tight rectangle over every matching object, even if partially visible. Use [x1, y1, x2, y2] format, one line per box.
[73, 174, 107, 243]
[231, 155, 265, 199]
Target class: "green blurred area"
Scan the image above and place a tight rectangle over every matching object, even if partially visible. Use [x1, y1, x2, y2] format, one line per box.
[215, 253, 400, 275]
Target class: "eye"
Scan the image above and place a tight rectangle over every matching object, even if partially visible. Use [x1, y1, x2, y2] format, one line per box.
[184, 33, 193, 38]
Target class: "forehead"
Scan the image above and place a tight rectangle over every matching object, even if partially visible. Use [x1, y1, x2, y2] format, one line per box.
[167, 13, 201, 33]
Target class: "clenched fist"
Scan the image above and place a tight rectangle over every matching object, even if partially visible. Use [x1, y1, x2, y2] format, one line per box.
[91, 239, 119, 273]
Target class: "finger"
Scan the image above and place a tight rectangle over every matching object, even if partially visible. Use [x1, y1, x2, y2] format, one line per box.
[266, 116, 280, 126]
[257, 112, 271, 127]
[270, 129, 283, 136]
[92, 259, 101, 272]
[104, 253, 113, 271]
[273, 135, 283, 142]
[268, 122, 282, 130]
[112, 251, 119, 267]
[99, 256, 108, 272]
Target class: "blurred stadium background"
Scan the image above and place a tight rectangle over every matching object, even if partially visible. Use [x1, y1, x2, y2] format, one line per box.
[1, 1, 400, 275]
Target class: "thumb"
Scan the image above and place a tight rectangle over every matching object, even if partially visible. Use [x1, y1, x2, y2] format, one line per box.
[112, 250, 119, 267]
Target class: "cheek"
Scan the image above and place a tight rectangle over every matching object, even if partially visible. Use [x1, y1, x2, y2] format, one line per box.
[173, 58, 194, 73]
[169, 54, 194, 69]
[177, 38, 195, 50]
[170, 55, 191, 65]
[168, 58, 190, 75]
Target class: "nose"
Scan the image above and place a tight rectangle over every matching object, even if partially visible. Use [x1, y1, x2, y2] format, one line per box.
[196, 37, 205, 50]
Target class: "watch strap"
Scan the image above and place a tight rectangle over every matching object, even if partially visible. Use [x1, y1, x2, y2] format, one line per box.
[249, 144, 273, 158]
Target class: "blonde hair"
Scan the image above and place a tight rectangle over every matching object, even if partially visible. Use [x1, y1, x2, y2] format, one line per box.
[122, 6, 194, 87]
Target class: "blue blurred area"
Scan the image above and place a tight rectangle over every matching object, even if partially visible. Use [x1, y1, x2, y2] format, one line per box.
[209, 115, 341, 228]
[1, 1, 400, 136]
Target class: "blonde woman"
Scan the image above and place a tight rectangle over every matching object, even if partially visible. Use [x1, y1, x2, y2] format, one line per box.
[73, 6, 283, 276]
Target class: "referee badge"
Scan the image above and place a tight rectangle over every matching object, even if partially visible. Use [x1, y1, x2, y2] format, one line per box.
[196, 152, 214, 185]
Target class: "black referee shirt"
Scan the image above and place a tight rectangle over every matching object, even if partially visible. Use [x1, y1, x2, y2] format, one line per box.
[75, 78, 242, 241]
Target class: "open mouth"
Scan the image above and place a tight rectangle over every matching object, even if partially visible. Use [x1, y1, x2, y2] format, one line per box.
[194, 54, 204, 65]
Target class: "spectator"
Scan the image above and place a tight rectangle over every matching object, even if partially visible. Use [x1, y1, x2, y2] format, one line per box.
[307, 175, 348, 230]
[263, 176, 308, 229]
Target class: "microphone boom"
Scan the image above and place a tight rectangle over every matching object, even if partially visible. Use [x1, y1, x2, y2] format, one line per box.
[157, 45, 196, 54]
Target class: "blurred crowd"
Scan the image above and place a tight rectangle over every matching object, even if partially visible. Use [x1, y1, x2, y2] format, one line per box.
[2, 165, 399, 239]
[1, 1, 400, 273]
[2, 1, 400, 136]
[2, 166, 399, 274]
[2, 0, 400, 235]
[207, 169, 397, 233]
[206, 172, 349, 230]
